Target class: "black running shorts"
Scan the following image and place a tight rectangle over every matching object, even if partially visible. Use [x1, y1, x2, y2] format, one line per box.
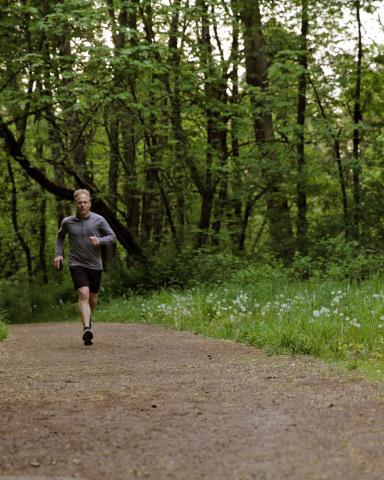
[70, 267, 102, 294]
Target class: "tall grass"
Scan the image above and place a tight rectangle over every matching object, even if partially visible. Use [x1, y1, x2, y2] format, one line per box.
[96, 275, 384, 363]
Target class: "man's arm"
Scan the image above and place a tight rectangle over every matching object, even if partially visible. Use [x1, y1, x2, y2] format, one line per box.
[54, 220, 67, 269]
[97, 217, 117, 246]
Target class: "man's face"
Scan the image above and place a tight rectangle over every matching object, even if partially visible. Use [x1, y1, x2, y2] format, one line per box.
[75, 194, 91, 218]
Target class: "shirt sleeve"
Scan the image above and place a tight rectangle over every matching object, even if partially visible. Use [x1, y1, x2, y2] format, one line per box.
[55, 219, 67, 257]
[98, 218, 116, 246]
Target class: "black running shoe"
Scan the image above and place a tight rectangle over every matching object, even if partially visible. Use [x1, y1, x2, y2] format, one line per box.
[82, 327, 93, 346]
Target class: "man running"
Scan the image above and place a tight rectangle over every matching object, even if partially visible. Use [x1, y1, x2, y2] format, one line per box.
[54, 189, 116, 346]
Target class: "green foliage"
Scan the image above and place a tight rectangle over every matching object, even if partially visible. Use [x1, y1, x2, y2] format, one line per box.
[0, 275, 75, 324]
[101, 250, 253, 296]
[0, 310, 8, 341]
[290, 236, 384, 281]
[0, 279, 32, 324]
[104, 245, 384, 295]
[2, 0, 384, 288]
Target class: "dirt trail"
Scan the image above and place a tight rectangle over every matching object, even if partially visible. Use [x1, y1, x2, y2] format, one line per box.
[1, 322, 384, 480]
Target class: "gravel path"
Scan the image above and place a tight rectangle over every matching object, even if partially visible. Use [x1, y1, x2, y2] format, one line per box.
[1, 322, 384, 479]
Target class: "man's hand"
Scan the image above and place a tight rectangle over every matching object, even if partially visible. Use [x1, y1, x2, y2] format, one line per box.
[89, 236, 100, 246]
[54, 256, 63, 270]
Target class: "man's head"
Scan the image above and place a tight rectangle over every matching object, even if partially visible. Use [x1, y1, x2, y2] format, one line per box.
[74, 189, 91, 218]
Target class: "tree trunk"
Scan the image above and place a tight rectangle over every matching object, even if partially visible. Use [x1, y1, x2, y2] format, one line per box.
[310, 79, 349, 236]
[334, 133, 349, 236]
[166, 0, 197, 245]
[195, 0, 230, 248]
[40, 30, 70, 225]
[107, 0, 141, 239]
[352, 0, 363, 239]
[239, 0, 295, 262]
[6, 161, 33, 281]
[105, 107, 119, 210]
[227, 6, 244, 251]
[39, 187, 48, 283]
[139, 1, 178, 248]
[121, 116, 140, 236]
[197, 191, 215, 248]
[296, 0, 309, 255]
[36, 140, 48, 283]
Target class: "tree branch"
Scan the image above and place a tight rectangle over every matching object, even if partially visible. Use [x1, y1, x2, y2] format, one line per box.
[0, 115, 145, 260]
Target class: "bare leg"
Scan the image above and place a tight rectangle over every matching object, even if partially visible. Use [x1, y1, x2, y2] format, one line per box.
[89, 293, 98, 316]
[78, 287, 91, 329]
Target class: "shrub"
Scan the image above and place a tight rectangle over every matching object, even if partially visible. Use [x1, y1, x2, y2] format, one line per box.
[0, 274, 75, 324]
[102, 250, 252, 296]
[0, 279, 31, 323]
[291, 236, 384, 281]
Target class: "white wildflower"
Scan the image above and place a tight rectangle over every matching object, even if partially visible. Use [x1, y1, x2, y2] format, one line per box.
[349, 318, 361, 328]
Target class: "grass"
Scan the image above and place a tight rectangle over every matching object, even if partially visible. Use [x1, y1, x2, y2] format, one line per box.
[92, 275, 384, 381]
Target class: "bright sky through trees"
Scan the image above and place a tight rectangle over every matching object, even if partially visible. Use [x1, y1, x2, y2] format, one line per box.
[360, 7, 383, 44]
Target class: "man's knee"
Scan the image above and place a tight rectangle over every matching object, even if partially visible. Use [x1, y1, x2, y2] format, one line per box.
[89, 293, 98, 308]
[78, 287, 90, 302]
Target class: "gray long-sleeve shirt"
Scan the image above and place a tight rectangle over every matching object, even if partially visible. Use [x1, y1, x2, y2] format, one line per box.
[55, 212, 116, 270]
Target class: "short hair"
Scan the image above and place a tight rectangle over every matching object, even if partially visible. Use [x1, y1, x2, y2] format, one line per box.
[74, 189, 91, 202]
